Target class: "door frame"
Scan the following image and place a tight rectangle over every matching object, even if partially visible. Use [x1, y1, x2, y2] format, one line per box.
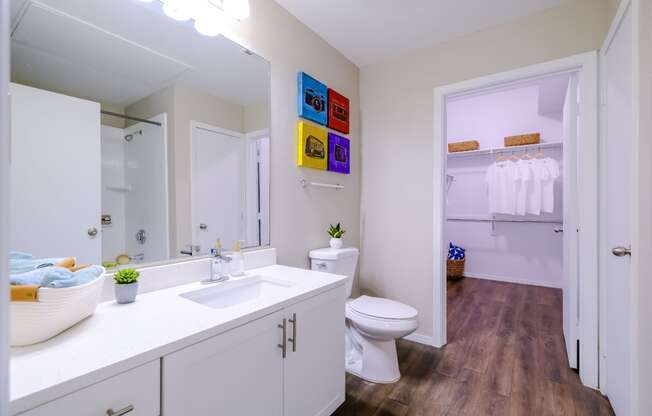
[189, 121, 246, 252]
[1, 0, 9, 412]
[432, 52, 600, 388]
[598, 0, 639, 408]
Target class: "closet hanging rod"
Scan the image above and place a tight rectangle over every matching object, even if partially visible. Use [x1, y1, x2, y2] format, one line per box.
[447, 141, 563, 159]
[300, 179, 344, 190]
[447, 216, 562, 224]
[101, 110, 162, 127]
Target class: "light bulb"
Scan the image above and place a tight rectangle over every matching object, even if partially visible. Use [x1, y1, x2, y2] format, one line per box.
[223, 0, 250, 20]
[162, 0, 193, 21]
[194, 10, 225, 37]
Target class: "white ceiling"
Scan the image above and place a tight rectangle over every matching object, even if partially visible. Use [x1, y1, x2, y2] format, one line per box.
[10, 0, 270, 107]
[274, 0, 562, 67]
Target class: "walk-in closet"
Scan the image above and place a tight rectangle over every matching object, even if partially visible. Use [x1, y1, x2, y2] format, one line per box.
[444, 71, 580, 369]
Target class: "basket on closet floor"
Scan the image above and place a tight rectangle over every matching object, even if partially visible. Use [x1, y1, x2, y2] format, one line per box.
[10, 270, 106, 346]
[447, 259, 465, 280]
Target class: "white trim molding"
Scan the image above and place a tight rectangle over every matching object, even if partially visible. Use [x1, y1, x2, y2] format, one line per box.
[1, 0, 10, 412]
[461, 273, 563, 289]
[433, 52, 600, 388]
[402, 333, 435, 347]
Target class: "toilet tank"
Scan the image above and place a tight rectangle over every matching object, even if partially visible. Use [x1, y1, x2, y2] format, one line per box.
[309, 247, 359, 297]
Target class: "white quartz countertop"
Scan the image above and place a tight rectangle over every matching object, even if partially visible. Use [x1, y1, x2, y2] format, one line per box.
[10, 264, 347, 414]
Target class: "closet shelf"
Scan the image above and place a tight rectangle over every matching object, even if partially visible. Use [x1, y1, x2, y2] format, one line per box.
[447, 141, 563, 159]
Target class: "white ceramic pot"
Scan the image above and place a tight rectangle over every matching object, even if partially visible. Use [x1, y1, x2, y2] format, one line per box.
[115, 282, 139, 304]
[330, 238, 343, 249]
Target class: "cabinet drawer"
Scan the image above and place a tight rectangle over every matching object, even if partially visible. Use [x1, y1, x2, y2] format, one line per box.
[19, 360, 160, 416]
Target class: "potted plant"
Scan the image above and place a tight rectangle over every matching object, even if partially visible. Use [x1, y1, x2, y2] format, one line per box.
[328, 223, 346, 249]
[114, 268, 140, 304]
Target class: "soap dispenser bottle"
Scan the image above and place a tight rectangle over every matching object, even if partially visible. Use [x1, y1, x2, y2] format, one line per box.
[210, 238, 225, 281]
[230, 240, 245, 276]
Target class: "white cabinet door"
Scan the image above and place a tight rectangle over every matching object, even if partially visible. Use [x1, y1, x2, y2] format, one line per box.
[10, 83, 101, 264]
[284, 287, 346, 416]
[19, 360, 160, 416]
[162, 310, 285, 416]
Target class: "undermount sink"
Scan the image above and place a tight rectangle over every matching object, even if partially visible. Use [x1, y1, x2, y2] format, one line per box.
[180, 275, 295, 309]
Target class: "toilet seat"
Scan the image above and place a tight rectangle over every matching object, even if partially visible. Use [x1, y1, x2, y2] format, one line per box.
[346, 297, 419, 341]
[348, 296, 418, 320]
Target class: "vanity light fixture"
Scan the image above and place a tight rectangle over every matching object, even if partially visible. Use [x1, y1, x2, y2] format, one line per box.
[140, 0, 250, 37]
[161, 0, 193, 21]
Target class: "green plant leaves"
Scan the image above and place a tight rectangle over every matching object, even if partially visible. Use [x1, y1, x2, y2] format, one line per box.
[327, 222, 346, 238]
[114, 268, 140, 284]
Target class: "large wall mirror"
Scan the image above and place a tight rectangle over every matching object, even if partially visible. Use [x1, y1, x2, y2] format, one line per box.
[9, 0, 271, 270]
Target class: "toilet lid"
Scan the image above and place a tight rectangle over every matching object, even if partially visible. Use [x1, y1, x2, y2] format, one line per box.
[349, 296, 418, 320]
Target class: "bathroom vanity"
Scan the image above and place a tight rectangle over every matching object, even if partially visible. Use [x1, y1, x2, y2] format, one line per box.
[10, 264, 347, 416]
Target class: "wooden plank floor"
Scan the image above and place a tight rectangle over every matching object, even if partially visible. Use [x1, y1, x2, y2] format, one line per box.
[333, 278, 614, 416]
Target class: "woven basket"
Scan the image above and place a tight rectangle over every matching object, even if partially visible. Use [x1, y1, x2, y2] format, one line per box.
[447, 259, 465, 280]
[448, 140, 479, 153]
[10, 271, 106, 346]
[504, 133, 540, 147]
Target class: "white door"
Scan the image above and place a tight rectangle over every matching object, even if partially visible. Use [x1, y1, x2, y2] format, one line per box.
[602, 4, 633, 415]
[284, 287, 345, 416]
[562, 73, 580, 369]
[162, 310, 285, 416]
[192, 125, 244, 254]
[10, 83, 101, 264]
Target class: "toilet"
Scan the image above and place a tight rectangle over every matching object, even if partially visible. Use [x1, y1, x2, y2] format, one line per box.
[309, 247, 418, 384]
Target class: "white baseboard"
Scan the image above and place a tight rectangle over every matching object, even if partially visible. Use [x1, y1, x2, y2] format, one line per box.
[402, 333, 435, 346]
[462, 271, 562, 289]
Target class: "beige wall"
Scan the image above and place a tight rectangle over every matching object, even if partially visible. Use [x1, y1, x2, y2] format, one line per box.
[358, 0, 614, 338]
[224, 0, 361, 270]
[244, 101, 270, 133]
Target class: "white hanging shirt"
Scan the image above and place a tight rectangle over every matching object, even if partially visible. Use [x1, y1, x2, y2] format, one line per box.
[485, 160, 520, 215]
[540, 157, 560, 213]
[524, 158, 548, 215]
[515, 159, 532, 215]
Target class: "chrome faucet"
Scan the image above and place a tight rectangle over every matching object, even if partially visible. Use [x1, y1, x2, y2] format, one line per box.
[204, 247, 232, 284]
[180, 244, 200, 256]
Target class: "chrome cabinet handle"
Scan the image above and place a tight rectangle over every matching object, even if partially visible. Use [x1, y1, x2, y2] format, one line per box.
[553, 227, 563, 233]
[107, 405, 134, 416]
[278, 318, 287, 358]
[612, 246, 632, 257]
[87, 227, 98, 237]
[288, 313, 297, 352]
[199, 223, 207, 230]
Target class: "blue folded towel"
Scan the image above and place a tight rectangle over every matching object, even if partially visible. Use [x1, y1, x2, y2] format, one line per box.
[448, 243, 466, 260]
[9, 257, 67, 275]
[10, 265, 103, 288]
[10, 251, 34, 260]
[42, 265, 104, 288]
